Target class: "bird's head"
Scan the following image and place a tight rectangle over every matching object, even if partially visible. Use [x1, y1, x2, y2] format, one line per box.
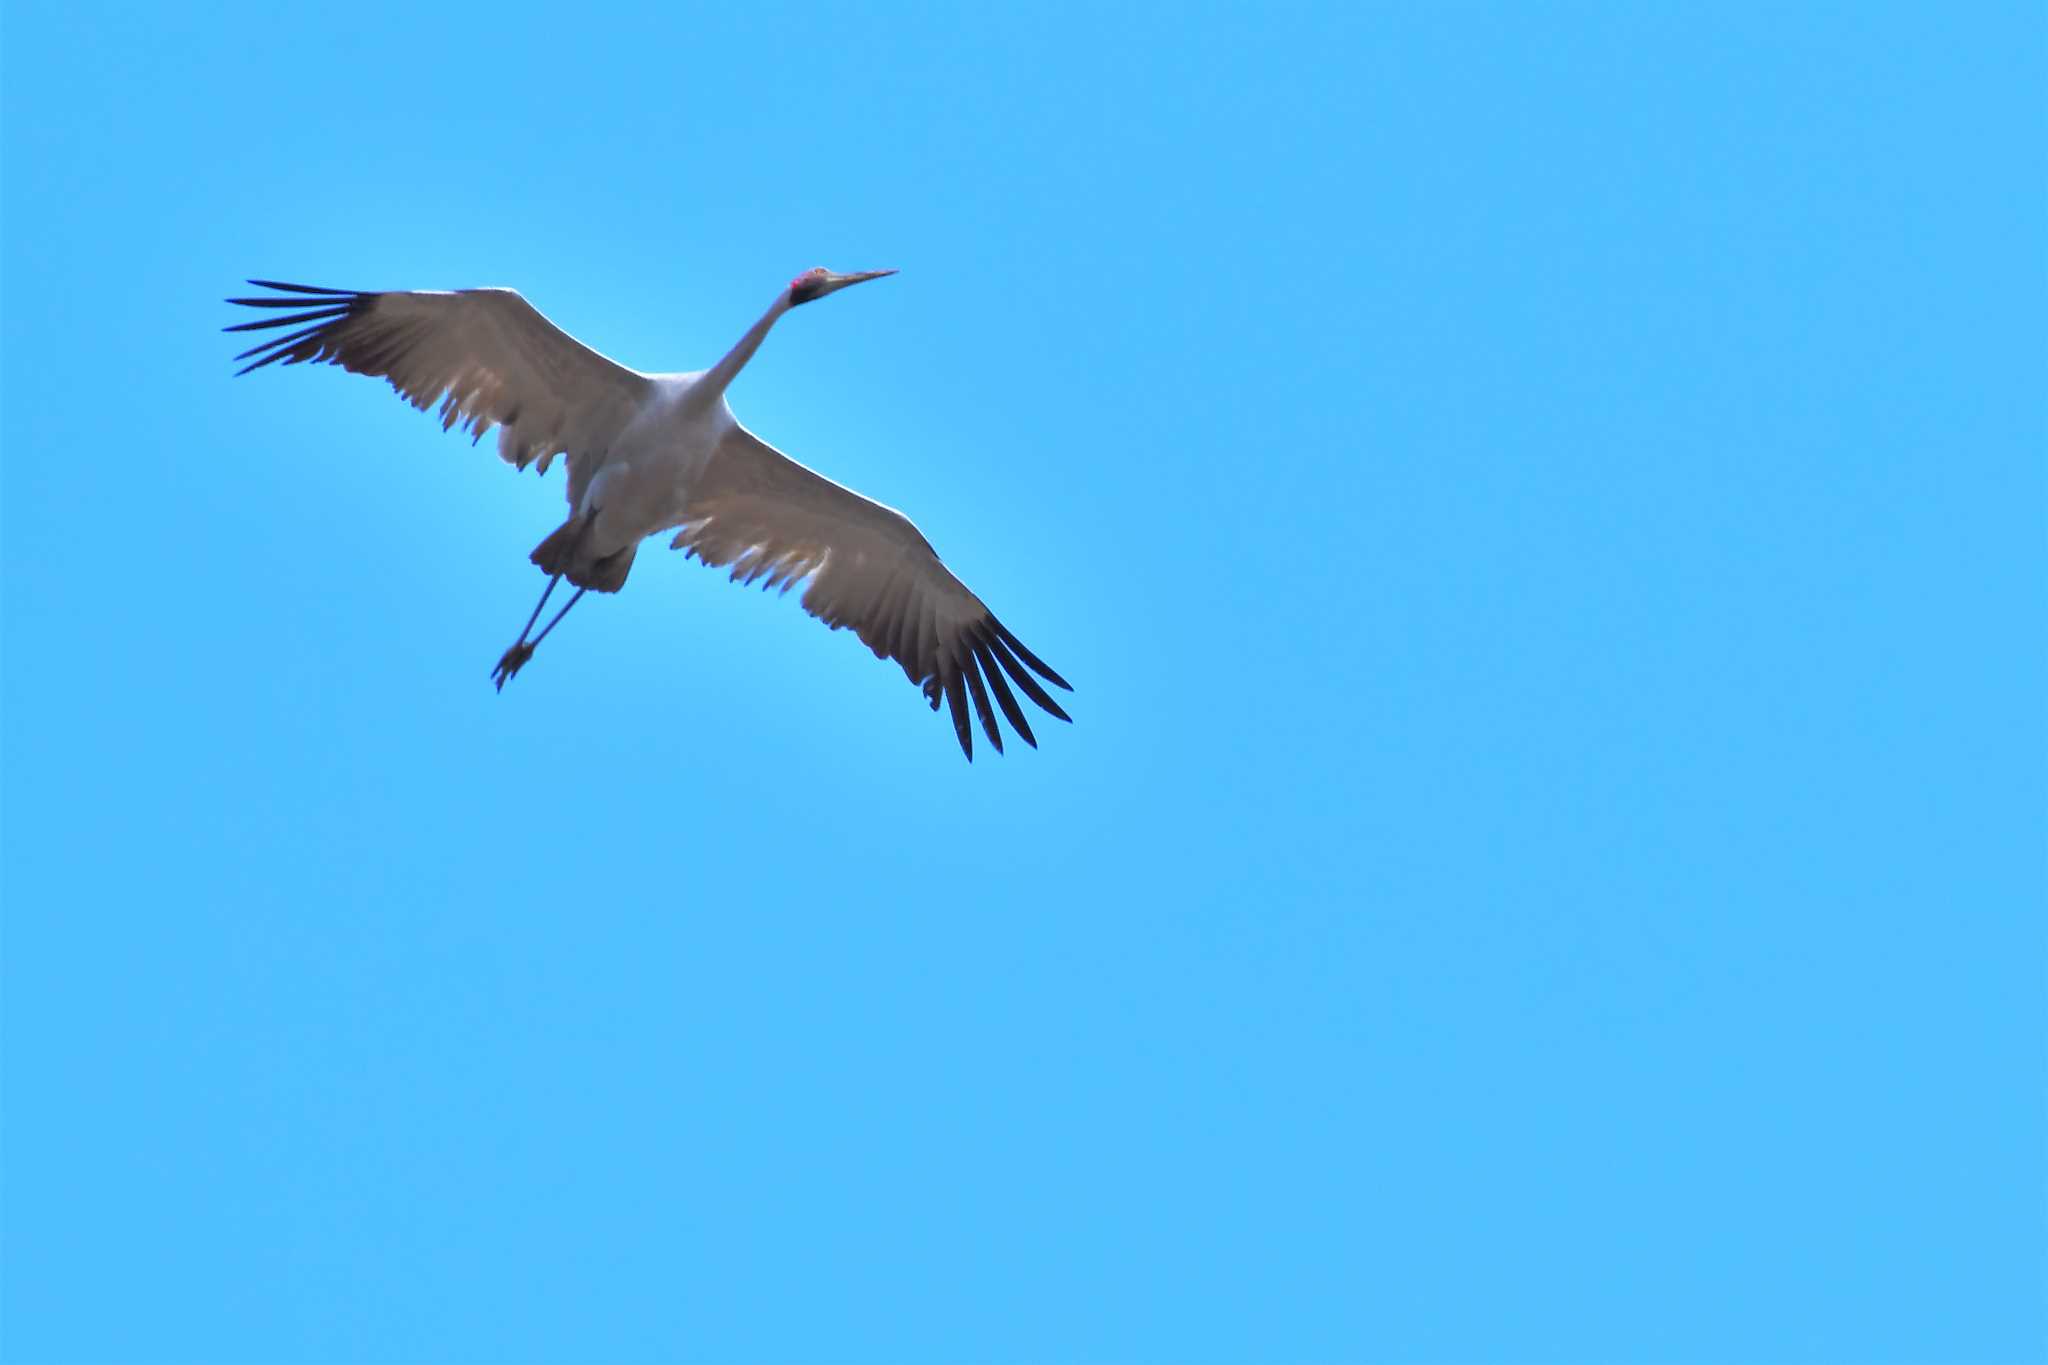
[787, 266, 897, 307]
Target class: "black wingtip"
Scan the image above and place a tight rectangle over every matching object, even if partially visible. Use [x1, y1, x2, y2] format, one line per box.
[226, 295, 354, 309]
[244, 279, 356, 296]
[940, 662, 973, 761]
[991, 617, 1073, 692]
[223, 284, 371, 377]
[974, 640, 1037, 749]
[960, 650, 1005, 756]
[223, 306, 351, 334]
[979, 626, 1072, 725]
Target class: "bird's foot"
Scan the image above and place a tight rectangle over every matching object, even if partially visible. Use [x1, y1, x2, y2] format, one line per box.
[492, 641, 536, 691]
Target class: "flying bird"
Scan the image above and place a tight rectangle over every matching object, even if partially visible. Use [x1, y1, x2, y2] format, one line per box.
[224, 268, 1071, 760]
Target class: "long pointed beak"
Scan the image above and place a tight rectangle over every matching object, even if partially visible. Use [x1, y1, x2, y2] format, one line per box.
[822, 268, 897, 294]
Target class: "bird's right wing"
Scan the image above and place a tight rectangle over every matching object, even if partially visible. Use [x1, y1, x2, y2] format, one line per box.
[666, 424, 1073, 760]
[225, 281, 651, 477]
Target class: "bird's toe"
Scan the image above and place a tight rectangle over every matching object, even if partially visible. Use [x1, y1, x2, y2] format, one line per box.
[492, 642, 536, 691]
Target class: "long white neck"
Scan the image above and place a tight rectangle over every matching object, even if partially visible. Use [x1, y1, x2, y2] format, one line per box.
[699, 291, 793, 400]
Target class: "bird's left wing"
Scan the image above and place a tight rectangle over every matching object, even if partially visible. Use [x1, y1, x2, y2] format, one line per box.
[668, 425, 1072, 760]
[225, 281, 650, 477]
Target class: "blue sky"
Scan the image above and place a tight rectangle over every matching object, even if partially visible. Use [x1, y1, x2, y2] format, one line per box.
[3, 3, 2042, 1362]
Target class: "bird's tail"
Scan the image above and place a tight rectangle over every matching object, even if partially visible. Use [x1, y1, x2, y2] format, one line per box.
[531, 517, 636, 592]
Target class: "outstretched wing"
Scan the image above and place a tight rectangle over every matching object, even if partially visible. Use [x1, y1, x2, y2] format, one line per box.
[668, 425, 1073, 760]
[225, 280, 650, 481]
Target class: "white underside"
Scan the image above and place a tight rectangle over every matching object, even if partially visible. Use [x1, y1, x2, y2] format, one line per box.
[575, 371, 731, 558]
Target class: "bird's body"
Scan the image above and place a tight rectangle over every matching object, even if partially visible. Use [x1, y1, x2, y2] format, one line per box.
[225, 270, 1070, 759]
[555, 370, 726, 588]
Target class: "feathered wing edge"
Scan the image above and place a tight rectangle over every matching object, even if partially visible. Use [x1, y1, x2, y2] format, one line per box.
[670, 512, 1073, 762]
[224, 280, 531, 460]
[223, 280, 646, 478]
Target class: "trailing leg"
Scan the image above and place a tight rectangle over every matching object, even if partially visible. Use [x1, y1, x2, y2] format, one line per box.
[493, 514, 598, 691]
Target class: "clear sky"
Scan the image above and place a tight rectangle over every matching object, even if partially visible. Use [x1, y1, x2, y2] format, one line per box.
[3, 3, 2042, 1362]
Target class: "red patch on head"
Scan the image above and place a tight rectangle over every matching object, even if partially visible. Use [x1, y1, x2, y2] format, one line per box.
[788, 267, 829, 292]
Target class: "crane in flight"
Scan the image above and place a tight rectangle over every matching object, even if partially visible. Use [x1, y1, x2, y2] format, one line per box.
[225, 268, 1071, 760]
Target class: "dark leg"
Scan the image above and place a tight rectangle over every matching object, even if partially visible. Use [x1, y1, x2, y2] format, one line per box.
[492, 573, 559, 691]
[493, 513, 604, 691]
[528, 587, 587, 650]
[516, 574, 562, 646]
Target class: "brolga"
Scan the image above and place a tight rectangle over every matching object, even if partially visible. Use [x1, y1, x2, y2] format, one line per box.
[225, 268, 1071, 760]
